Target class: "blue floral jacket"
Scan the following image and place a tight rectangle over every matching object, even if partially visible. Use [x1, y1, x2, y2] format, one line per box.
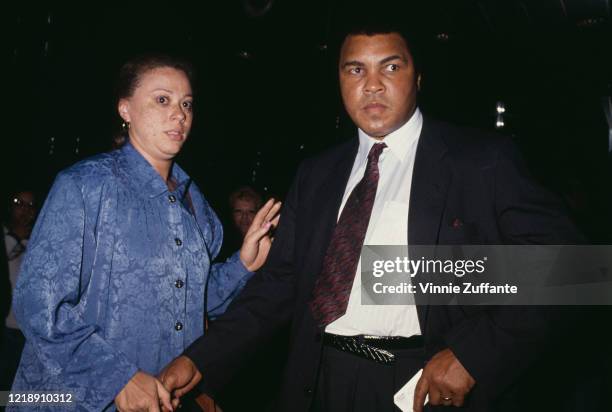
[10, 142, 252, 411]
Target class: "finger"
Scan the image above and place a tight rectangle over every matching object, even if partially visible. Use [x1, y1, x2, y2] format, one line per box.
[156, 380, 174, 412]
[440, 393, 453, 407]
[250, 199, 275, 228]
[451, 393, 465, 407]
[269, 214, 281, 229]
[413, 376, 429, 412]
[262, 201, 282, 223]
[174, 384, 194, 399]
[171, 398, 181, 410]
[250, 201, 280, 236]
[150, 399, 161, 412]
[425, 375, 443, 406]
[428, 389, 441, 406]
[162, 373, 177, 392]
[159, 393, 173, 411]
[174, 370, 202, 398]
[244, 221, 273, 244]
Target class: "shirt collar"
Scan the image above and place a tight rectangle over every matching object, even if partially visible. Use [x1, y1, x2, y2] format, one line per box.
[118, 141, 191, 198]
[357, 107, 423, 162]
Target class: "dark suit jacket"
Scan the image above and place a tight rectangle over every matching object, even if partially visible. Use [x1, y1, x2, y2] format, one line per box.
[1, 229, 10, 332]
[186, 117, 582, 411]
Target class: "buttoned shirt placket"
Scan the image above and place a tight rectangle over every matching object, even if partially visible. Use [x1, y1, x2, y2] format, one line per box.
[166, 189, 189, 351]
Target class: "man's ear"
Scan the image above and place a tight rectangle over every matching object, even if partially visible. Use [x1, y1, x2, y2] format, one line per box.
[118, 99, 130, 122]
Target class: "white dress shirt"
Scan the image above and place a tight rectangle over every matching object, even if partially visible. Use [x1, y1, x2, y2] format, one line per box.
[325, 108, 423, 337]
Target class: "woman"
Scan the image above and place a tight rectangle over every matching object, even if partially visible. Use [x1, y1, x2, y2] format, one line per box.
[10, 54, 280, 411]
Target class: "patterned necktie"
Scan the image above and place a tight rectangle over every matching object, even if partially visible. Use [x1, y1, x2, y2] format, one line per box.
[310, 142, 387, 327]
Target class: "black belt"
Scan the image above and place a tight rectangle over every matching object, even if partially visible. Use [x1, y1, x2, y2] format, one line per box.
[323, 333, 424, 364]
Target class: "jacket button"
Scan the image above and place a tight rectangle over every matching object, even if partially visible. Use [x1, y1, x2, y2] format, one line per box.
[168, 194, 177, 203]
[175, 321, 183, 331]
[175, 238, 182, 246]
[303, 386, 313, 396]
[175, 279, 184, 289]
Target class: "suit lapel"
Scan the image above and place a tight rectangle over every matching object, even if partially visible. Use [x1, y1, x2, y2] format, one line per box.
[305, 139, 359, 287]
[408, 117, 451, 334]
[316, 141, 358, 237]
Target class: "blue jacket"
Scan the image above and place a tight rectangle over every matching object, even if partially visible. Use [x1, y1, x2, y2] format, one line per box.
[10, 142, 252, 411]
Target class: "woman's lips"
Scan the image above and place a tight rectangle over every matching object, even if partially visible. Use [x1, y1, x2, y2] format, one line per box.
[165, 130, 184, 141]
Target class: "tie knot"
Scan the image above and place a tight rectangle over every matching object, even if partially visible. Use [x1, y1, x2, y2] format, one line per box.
[367, 142, 387, 163]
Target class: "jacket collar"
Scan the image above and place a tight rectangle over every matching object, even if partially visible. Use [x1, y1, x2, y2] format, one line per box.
[117, 141, 190, 199]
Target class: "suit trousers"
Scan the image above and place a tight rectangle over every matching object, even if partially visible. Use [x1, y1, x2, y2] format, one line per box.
[313, 344, 439, 412]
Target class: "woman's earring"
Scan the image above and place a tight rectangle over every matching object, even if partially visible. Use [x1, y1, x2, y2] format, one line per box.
[121, 121, 130, 131]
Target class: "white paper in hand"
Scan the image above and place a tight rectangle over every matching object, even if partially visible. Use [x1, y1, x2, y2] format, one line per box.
[394, 368, 429, 412]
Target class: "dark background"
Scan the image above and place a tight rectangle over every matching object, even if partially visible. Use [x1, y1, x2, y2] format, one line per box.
[3, 1, 612, 410]
[4, 0, 612, 241]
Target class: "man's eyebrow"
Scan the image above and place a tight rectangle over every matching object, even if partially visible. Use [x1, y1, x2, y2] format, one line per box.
[341, 60, 365, 69]
[379, 55, 407, 65]
[341, 55, 408, 68]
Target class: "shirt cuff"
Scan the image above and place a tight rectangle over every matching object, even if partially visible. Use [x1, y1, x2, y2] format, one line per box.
[227, 250, 254, 278]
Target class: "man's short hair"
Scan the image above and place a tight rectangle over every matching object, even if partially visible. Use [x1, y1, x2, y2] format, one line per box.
[331, 2, 425, 74]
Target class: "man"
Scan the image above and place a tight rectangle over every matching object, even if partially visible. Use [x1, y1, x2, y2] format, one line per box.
[160, 18, 580, 412]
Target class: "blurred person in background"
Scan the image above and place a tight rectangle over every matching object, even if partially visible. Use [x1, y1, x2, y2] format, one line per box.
[230, 186, 263, 239]
[217, 186, 264, 262]
[1, 189, 37, 391]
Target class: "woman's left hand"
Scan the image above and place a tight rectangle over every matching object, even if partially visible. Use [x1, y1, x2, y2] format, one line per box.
[239, 198, 282, 272]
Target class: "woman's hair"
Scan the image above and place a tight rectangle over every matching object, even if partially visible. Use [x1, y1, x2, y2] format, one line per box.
[112, 53, 195, 149]
[229, 186, 263, 210]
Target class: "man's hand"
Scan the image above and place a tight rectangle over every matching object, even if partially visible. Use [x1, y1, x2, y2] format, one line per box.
[115, 371, 173, 412]
[413, 348, 475, 411]
[158, 355, 202, 408]
[239, 198, 281, 272]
